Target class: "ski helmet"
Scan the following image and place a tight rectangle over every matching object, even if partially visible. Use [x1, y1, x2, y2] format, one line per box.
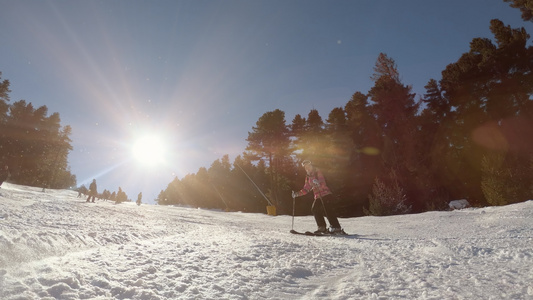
[301, 160, 312, 167]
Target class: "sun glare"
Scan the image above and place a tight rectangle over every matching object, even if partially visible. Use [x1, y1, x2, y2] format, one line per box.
[131, 135, 167, 167]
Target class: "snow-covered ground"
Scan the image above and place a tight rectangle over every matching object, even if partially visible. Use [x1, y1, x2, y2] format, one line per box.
[0, 182, 532, 300]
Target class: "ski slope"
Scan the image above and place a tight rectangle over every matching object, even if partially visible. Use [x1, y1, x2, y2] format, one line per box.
[0, 182, 532, 299]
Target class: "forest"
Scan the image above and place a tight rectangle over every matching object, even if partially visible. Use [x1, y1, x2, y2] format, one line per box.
[156, 17, 533, 216]
[0, 78, 76, 190]
[0, 77, 130, 201]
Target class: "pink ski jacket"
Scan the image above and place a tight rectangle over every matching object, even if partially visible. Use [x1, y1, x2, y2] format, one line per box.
[296, 168, 332, 199]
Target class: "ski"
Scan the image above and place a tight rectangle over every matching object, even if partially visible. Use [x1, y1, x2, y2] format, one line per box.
[290, 229, 317, 236]
[290, 229, 350, 237]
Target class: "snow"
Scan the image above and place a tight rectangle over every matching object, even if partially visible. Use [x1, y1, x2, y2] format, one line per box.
[449, 199, 470, 210]
[0, 182, 532, 300]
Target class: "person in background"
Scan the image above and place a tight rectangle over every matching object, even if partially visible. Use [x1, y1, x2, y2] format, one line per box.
[292, 160, 344, 235]
[87, 179, 97, 203]
[136, 192, 142, 206]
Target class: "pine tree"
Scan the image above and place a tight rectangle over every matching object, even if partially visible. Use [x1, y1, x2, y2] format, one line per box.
[417, 79, 453, 210]
[440, 19, 533, 204]
[365, 169, 411, 216]
[368, 53, 421, 211]
[231, 155, 267, 213]
[208, 155, 232, 210]
[289, 114, 306, 136]
[323, 107, 352, 194]
[504, 0, 533, 22]
[156, 177, 184, 206]
[2, 101, 75, 188]
[115, 187, 128, 204]
[344, 91, 382, 213]
[246, 109, 291, 208]
[481, 152, 532, 206]
[0, 72, 10, 125]
[291, 109, 330, 166]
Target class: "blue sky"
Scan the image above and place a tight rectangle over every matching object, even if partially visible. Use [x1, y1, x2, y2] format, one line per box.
[1, 0, 531, 203]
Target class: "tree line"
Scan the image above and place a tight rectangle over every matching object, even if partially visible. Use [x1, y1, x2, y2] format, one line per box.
[0, 79, 134, 200]
[0, 74, 76, 189]
[156, 17, 533, 216]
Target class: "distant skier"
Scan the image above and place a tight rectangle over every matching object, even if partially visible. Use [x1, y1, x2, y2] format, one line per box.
[86, 179, 97, 203]
[292, 160, 344, 235]
[0, 165, 9, 188]
[136, 192, 142, 206]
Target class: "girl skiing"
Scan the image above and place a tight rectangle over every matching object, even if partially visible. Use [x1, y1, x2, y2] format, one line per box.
[292, 160, 344, 235]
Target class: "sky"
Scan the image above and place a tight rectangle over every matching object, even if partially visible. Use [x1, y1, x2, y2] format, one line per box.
[0, 0, 531, 203]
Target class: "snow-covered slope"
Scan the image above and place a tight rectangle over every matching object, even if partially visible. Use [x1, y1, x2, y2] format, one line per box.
[0, 182, 532, 299]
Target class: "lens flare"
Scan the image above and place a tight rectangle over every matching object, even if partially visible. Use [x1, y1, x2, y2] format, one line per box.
[132, 135, 167, 167]
[358, 147, 380, 155]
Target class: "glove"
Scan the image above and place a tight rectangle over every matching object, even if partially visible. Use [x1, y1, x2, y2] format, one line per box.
[292, 190, 298, 198]
[312, 179, 320, 187]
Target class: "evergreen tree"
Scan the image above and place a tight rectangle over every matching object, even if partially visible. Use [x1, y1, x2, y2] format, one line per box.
[102, 189, 111, 201]
[367, 53, 421, 212]
[301, 109, 328, 165]
[323, 107, 352, 194]
[208, 155, 232, 210]
[369, 54, 419, 171]
[440, 19, 533, 204]
[0, 72, 10, 124]
[504, 0, 533, 22]
[344, 91, 382, 214]
[481, 152, 531, 205]
[418, 80, 453, 209]
[365, 169, 411, 216]
[193, 167, 219, 209]
[231, 155, 266, 212]
[157, 177, 184, 206]
[0, 73, 75, 189]
[78, 185, 88, 196]
[289, 114, 306, 136]
[246, 109, 291, 208]
[2, 100, 75, 188]
[115, 187, 128, 204]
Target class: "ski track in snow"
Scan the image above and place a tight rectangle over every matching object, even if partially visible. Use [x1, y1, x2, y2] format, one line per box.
[0, 182, 532, 300]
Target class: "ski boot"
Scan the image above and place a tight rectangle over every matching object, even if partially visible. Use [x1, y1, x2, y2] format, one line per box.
[330, 227, 346, 235]
[313, 226, 327, 235]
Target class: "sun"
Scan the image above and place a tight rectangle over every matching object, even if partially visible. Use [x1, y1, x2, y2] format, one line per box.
[131, 135, 168, 167]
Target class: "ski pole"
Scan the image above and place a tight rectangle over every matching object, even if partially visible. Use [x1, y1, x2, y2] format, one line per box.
[312, 179, 330, 221]
[236, 164, 273, 206]
[291, 194, 296, 230]
[317, 193, 330, 221]
[289, 192, 299, 234]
